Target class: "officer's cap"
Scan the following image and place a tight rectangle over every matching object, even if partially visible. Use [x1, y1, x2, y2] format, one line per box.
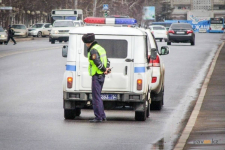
[82, 33, 95, 43]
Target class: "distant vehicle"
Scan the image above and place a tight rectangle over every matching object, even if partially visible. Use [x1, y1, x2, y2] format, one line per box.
[11, 24, 28, 38]
[51, 9, 83, 24]
[107, 15, 130, 18]
[73, 20, 84, 27]
[28, 23, 52, 37]
[50, 20, 79, 44]
[151, 22, 172, 31]
[149, 25, 167, 42]
[167, 23, 195, 46]
[0, 26, 7, 45]
[209, 18, 224, 33]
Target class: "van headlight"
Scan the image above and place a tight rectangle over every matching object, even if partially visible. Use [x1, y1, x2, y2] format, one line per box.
[1, 35, 5, 37]
[52, 30, 59, 34]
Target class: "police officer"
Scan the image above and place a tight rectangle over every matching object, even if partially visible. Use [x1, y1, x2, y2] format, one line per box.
[82, 33, 110, 123]
[6, 25, 16, 45]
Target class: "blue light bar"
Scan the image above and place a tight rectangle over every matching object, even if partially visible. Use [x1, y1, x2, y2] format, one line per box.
[115, 18, 137, 25]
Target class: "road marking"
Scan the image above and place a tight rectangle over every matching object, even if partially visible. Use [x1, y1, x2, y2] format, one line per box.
[173, 41, 225, 150]
[0, 46, 61, 58]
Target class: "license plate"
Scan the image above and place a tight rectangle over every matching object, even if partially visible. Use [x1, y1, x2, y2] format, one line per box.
[176, 32, 185, 34]
[101, 94, 117, 100]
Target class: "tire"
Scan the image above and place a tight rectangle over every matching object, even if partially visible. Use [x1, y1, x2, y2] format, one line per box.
[37, 31, 42, 38]
[150, 87, 164, 110]
[75, 108, 81, 116]
[0, 42, 3, 45]
[49, 37, 51, 42]
[167, 42, 171, 45]
[146, 100, 150, 118]
[59, 40, 62, 43]
[160, 39, 162, 42]
[51, 39, 55, 44]
[64, 109, 75, 119]
[191, 40, 195, 46]
[135, 111, 146, 121]
[4, 41, 7, 44]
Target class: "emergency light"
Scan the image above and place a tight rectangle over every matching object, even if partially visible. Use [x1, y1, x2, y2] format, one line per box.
[84, 17, 137, 25]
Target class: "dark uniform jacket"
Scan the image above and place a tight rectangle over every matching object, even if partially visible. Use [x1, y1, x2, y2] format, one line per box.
[8, 27, 14, 37]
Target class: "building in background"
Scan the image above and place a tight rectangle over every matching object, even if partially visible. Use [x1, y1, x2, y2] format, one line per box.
[170, 0, 225, 20]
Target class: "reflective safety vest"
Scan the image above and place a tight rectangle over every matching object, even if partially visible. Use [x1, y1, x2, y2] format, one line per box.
[88, 44, 107, 76]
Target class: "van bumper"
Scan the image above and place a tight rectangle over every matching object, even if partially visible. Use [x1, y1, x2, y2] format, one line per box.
[63, 91, 147, 110]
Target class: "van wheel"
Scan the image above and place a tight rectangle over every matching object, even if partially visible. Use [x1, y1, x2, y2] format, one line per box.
[64, 109, 75, 119]
[0, 42, 3, 45]
[191, 40, 195, 46]
[160, 39, 162, 42]
[150, 87, 164, 110]
[75, 108, 81, 116]
[51, 39, 55, 44]
[146, 100, 150, 118]
[167, 42, 171, 45]
[135, 110, 146, 121]
[37, 31, 42, 38]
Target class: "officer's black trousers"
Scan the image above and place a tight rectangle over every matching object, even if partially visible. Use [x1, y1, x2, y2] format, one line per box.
[7, 36, 16, 44]
[92, 74, 106, 120]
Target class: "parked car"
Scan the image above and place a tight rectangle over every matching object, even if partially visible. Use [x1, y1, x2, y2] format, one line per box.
[11, 24, 28, 38]
[0, 26, 8, 45]
[149, 25, 168, 42]
[167, 23, 195, 45]
[28, 23, 52, 37]
[140, 28, 169, 110]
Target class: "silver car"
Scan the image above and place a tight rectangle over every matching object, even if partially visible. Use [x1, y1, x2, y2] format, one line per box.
[28, 23, 52, 37]
[0, 26, 8, 44]
[11, 24, 28, 38]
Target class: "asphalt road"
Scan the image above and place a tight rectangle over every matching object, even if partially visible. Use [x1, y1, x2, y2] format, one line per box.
[0, 34, 223, 150]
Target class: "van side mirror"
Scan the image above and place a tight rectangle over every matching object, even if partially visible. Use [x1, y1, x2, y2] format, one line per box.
[160, 46, 170, 55]
[62, 45, 68, 57]
[150, 48, 157, 60]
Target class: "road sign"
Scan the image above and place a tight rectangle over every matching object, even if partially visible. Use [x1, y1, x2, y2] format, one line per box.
[103, 4, 108, 10]
[0, 7, 12, 10]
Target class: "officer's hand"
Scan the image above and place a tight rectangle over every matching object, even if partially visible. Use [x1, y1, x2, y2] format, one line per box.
[104, 68, 111, 75]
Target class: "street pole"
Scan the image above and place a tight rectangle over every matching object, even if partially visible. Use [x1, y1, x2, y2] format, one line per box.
[93, 0, 97, 17]
[74, 0, 77, 9]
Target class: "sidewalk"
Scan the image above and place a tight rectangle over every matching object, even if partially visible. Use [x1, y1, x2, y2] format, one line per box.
[174, 35, 225, 150]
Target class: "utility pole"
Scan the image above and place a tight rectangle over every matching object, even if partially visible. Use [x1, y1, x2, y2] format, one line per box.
[93, 0, 97, 17]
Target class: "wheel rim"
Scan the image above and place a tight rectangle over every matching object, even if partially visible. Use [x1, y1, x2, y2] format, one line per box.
[38, 32, 41, 37]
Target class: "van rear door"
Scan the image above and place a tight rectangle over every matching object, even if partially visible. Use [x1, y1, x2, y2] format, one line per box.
[78, 35, 133, 92]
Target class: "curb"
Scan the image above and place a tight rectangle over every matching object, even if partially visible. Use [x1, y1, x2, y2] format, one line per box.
[14, 37, 34, 42]
[173, 41, 225, 150]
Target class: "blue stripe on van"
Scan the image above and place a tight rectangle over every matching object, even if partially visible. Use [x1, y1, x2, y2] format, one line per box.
[66, 65, 76, 71]
[134, 67, 145, 73]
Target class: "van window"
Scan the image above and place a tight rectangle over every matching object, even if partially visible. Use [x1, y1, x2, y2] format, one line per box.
[84, 39, 128, 58]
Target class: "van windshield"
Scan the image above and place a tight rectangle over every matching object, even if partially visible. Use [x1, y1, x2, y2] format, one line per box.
[84, 39, 128, 58]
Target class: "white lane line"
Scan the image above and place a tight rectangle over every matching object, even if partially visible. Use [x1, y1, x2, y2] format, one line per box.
[173, 41, 225, 150]
[0, 46, 61, 58]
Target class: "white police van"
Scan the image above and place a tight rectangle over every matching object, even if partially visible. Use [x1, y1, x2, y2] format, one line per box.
[62, 17, 169, 121]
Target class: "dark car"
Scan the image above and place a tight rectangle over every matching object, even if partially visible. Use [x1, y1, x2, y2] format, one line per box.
[167, 23, 195, 46]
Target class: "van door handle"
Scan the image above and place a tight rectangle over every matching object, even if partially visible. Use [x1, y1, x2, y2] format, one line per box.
[125, 66, 127, 75]
[125, 58, 134, 62]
